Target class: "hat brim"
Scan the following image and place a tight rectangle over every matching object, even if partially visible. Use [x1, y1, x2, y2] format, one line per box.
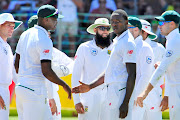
[87, 24, 113, 35]
[0, 20, 23, 31]
[142, 28, 157, 40]
[155, 16, 165, 21]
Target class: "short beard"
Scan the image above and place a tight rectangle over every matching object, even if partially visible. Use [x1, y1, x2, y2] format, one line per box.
[95, 32, 111, 48]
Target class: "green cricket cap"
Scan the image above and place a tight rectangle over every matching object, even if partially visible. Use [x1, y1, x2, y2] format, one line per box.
[128, 16, 142, 30]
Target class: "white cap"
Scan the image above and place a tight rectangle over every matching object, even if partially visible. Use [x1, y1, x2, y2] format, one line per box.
[140, 19, 157, 40]
[0, 13, 23, 30]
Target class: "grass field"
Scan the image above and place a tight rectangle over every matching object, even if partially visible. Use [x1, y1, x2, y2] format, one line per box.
[9, 116, 78, 120]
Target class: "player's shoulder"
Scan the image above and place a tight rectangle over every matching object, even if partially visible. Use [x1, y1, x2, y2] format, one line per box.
[79, 40, 94, 48]
[142, 41, 153, 52]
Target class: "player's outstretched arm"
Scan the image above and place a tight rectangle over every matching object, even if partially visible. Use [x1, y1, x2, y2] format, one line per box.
[119, 63, 136, 119]
[41, 60, 71, 99]
[136, 83, 154, 107]
[72, 75, 104, 93]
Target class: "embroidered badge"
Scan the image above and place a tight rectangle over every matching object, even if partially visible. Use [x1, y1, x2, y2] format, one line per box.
[146, 56, 152, 64]
[166, 50, 173, 57]
[43, 49, 50, 53]
[107, 50, 111, 55]
[127, 50, 133, 55]
[91, 48, 98, 56]
[85, 106, 88, 112]
[3, 48, 7, 55]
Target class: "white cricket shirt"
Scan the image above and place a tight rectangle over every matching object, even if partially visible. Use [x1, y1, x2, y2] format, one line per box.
[104, 30, 136, 84]
[16, 25, 53, 87]
[150, 28, 180, 87]
[72, 39, 114, 104]
[134, 36, 154, 99]
[0, 37, 13, 86]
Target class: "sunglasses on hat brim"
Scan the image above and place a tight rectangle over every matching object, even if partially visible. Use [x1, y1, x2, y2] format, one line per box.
[158, 21, 172, 26]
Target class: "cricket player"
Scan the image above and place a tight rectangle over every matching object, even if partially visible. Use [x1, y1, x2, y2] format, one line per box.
[72, 18, 114, 120]
[14, 5, 71, 120]
[136, 10, 180, 120]
[0, 13, 22, 120]
[128, 17, 158, 120]
[140, 19, 168, 114]
[27, 15, 74, 120]
[72, 9, 136, 120]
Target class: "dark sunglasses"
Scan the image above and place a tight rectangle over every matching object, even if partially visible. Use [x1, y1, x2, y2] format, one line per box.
[97, 26, 111, 31]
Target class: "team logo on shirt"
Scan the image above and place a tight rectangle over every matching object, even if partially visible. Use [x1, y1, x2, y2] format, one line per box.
[91, 48, 98, 56]
[3, 48, 7, 55]
[146, 56, 152, 64]
[43, 49, 50, 53]
[127, 50, 133, 55]
[107, 50, 111, 55]
[85, 106, 88, 112]
[166, 50, 173, 57]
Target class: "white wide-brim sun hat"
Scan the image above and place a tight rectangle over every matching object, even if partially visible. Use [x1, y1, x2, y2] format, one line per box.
[0, 13, 23, 30]
[87, 18, 113, 35]
[140, 19, 157, 40]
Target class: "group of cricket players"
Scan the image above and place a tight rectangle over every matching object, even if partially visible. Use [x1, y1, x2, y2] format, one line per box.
[0, 3, 179, 120]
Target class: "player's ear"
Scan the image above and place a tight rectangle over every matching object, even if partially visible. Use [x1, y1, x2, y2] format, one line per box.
[93, 28, 97, 33]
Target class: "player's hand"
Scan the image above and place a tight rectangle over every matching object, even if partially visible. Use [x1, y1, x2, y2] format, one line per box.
[49, 99, 58, 115]
[154, 61, 161, 69]
[63, 84, 72, 99]
[135, 92, 147, 107]
[119, 102, 128, 118]
[72, 81, 91, 93]
[160, 96, 169, 111]
[75, 102, 85, 114]
[0, 95, 5, 109]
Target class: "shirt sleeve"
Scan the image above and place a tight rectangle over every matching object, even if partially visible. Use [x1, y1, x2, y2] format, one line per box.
[164, 74, 169, 96]
[135, 47, 154, 98]
[122, 41, 136, 64]
[150, 40, 180, 86]
[71, 45, 85, 105]
[38, 36, 53, 61]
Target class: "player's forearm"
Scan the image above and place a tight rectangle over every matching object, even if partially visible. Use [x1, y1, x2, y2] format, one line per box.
[43, 69, 67, 87]
[90, 75, 104, 89]
[142, 83, 154, 99]
[122, 73, 136, 104]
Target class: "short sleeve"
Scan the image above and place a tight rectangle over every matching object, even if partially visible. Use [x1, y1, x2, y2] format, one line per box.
[38, 37, 53, 61]
[123, 41, 136, 64]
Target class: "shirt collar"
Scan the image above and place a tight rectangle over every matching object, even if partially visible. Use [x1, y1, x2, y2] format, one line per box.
[144, 37, 151, 44]
[166, 28, 179, 40]
[0, 36, 7, 46]
[134, 35, 143, 45]
[116, 29, 129, 41]
[34, 25, 49, 37]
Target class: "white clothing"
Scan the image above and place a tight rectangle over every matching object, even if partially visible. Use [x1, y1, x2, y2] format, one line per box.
[57, 0, 78, 22]
[45, 47, 73, 120]
[0, 37, 13, 86]
[0, 85, 10, 120]
[72, 39, 114, 119]
[104, 30, 136, 84]
[0, 36, 14, 120]
[15, 25, 53, 120]
[150, 28, 180, 120]
[102, 30, 136, 120]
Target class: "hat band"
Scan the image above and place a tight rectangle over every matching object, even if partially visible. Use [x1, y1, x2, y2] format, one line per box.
[45, 9, 58, 18]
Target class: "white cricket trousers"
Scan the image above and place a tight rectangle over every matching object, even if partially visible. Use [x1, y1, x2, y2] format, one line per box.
[0, 85, 10, 120]
[78, 88, 102, 120]
[16, 85, 52, 120]
[169, 85, 180, 120]
[100, 82, 134, 120]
